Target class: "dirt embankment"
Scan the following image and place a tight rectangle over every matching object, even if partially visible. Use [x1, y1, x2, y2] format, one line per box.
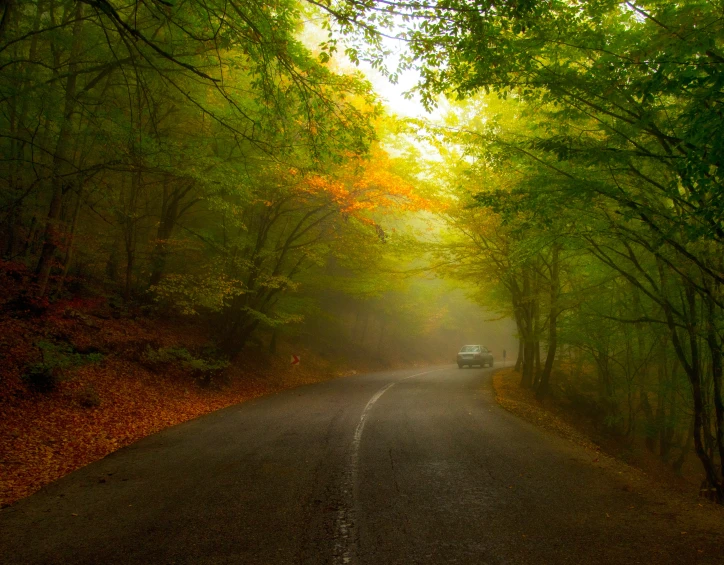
[492, 368, 724, 529]
[493, 368, 601, 451]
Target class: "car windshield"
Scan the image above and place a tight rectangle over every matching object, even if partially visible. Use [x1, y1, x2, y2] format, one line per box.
[460, 345, 481, 353]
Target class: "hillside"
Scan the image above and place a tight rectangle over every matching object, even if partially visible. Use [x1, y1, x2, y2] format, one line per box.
[0, 261, 368, 507]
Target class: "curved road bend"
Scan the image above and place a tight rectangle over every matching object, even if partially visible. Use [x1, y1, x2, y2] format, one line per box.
[1, 365, 723, 564]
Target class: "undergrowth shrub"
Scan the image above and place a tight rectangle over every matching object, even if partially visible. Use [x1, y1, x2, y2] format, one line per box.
[142, 346, 194, 367]
[23, 341, 104, 393]
[556, 384, 623, 435]
[142, 346, 229, 387]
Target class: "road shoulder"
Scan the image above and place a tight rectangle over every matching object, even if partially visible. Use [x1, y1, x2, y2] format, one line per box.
[491, 367, 724, 543]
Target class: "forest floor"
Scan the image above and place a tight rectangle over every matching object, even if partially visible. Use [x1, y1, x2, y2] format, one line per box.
[0, 263, 395, 508]
[0, 314, 366, 508]
[492, 367, 721, 514]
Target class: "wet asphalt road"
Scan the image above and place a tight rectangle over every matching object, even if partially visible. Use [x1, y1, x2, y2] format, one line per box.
[1, 364, 723, 564]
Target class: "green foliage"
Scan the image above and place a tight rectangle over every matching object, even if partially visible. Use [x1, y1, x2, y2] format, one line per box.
[380, 0, 724, 498]
[0, 0, 382, 299]
[142, 346, 230, 387]
[0, 0, 400, 363]
[23, 341, 104, 393]
[142, 346, 195, 367]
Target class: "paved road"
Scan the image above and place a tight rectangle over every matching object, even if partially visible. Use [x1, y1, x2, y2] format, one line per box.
[1, 365, 723, 564]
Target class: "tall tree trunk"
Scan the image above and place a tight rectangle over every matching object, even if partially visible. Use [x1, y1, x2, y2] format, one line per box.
[531, 266, 541, 387]
[515, 337, 523, 372]
[221, 318, 260, 359]
[511, 291, 524, 372]
[537, 246, 560, 399]
[522, 340, 535, 388]
[656, 344, 676, 461]
[0, 0, 15, 41]
[705, 290, 724, 488]
[149, 178, 191, 287]
[4, 1, 42, 258]
[520, 268, 535, 388]
[594, 349, 618, 429]
[149, 211, 176, 287]
[662, 271, 723, 502]
[36, 2, 83, 295]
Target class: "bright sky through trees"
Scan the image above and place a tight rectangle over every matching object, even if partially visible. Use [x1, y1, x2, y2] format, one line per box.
[300, 15, 433, 119]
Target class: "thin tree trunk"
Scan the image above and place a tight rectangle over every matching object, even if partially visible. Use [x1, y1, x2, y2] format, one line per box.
[124, 169, 141, 301]
[657, 346, 676, 461]
[672, 417, 694, 475]
[55, 182, 82, 296]
[631, 286, 657, 451]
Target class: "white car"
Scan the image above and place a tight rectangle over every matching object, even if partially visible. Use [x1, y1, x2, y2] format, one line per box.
[457, 345, 494, 368]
